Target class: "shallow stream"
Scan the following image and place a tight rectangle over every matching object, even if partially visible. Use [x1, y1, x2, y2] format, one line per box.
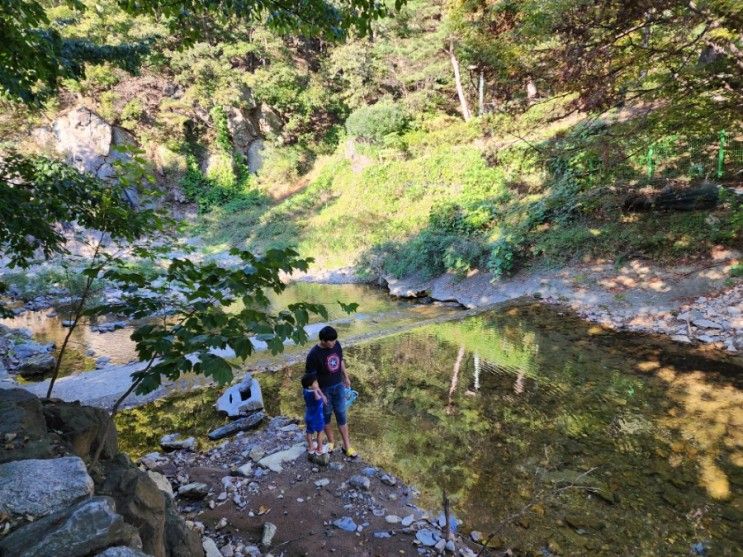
[117, 302, 743, 555]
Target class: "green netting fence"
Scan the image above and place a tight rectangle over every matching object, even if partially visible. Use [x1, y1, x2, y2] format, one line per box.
[645, 131, 743, 180]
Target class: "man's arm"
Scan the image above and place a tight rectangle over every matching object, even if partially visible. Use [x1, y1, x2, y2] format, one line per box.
[340, 358, 351, 387]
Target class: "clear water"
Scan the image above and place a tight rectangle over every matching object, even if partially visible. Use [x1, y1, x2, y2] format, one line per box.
[2, 283, 460, 380]
[118, 302, 743, 555]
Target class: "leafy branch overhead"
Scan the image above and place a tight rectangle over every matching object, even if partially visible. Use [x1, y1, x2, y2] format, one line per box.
[0, 0, 406, 104]
[97, 247, 356, 396]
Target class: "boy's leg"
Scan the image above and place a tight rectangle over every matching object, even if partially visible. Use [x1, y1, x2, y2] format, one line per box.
[306, 432, 314, 452]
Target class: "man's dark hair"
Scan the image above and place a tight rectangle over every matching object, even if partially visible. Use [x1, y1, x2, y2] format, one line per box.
[301, 373, 318, 388]
[319, 325, 338, 342]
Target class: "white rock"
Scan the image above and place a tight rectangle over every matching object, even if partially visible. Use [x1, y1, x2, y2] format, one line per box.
[385, 515, 401, 524]
[401, 514, 415, 527]
[315, 478, 330, 487]
[236, 462, 253, 477]
[257, 443, 306, 473]
[160, 433, 197, 451]
[261, 522, 277, 547]
[203, 537, 222, 557]
[216, 374, 264, 418]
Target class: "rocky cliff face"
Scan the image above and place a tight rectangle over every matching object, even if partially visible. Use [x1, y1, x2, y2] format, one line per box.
[0, 389, 204, 557]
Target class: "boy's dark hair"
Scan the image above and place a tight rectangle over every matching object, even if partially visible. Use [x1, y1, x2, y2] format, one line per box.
[319, 325, 338, 342]
[301, 373, 318, 388]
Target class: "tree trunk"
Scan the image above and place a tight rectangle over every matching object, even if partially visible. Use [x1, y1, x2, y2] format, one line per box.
[478, 70, 485, 116]
[526, 76, 538, 101]
[449, 40, 471, 121]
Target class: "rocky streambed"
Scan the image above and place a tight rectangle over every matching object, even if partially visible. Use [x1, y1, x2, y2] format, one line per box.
[141, 417, 481, 557]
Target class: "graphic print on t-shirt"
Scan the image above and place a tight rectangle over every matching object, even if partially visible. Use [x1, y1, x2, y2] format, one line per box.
[326, 353, 341, 373]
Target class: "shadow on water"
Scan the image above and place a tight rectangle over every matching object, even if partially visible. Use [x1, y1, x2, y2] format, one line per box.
[118, 302, 742, 555]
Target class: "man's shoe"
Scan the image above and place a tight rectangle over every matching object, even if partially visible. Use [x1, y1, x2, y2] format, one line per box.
[324, 442, 335, 453]
[342, 446, 359, 459]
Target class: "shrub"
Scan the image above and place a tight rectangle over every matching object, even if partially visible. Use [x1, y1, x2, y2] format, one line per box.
[345, 101, 410, 143]
[121, 99, 144, 127]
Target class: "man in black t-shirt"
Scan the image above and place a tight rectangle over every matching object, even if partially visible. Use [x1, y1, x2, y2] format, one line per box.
[305, 325, 358, 458]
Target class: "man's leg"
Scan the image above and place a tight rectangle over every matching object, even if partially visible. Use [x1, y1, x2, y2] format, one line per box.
[338, 423, 351, 450]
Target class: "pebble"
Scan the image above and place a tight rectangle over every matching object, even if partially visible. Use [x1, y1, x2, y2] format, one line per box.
[380, 474, 397, 486]
[349, 475, 371, 491]
[470, 531, 482, 543]
[261, 522, 277, 547]
[177, 482, 209, 499]
[314, 478, 330, 487]
[374, 531, 392, 539]
[401, 514, 414, 527]
[333, 517, 357, 532]
[385, 515, 401, 524]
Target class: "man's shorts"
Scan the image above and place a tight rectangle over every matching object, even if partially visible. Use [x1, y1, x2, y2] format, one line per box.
[322, 383, 348, 426]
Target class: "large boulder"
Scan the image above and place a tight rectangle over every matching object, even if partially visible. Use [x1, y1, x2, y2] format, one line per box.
[0, 496, 142, 557]
[207, 411, 265, 440]
[247, 138, 264, 173]
[226, 106, 259, 155]
[0, 456, 94, 518]
[52, 107, 113, 175]
[97, 455, 167, 557]
[163, 497, 205, 557]
[17, 353, 56, 378]
[0, 389, 53, 463]
[43, 400, 118, 460]
[215, 374, 264, 418]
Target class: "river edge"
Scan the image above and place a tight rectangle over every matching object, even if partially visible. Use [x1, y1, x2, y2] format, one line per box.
[294, 252, 743, 356]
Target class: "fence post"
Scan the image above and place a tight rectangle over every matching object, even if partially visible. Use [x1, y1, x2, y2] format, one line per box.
[646, 144, 655, 178]
[717, 130, 727, 179]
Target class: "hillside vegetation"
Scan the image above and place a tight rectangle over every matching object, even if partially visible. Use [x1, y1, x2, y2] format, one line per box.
[3, 0, 741, 280]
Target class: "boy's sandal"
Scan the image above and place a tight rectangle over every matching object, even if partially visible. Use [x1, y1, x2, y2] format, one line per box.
[342, 446, 359, 458]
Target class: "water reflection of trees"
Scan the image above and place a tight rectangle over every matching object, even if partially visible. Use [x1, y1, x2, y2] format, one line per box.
[337, 304, 742, 553]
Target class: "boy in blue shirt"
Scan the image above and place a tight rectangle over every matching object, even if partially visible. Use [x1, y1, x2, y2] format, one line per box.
[302, 373, 328, 463]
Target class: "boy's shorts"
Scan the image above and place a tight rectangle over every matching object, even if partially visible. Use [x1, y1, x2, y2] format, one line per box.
[305, 409, 325, 434]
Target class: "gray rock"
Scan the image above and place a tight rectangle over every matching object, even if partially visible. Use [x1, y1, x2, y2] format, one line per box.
[0, 496, 140, 557]
[207, 412, 265, 441]
[160, 433, 197, 451]
[691, 317, 723, 329]
[416, 529, 439, 547]
[0, 456, 94, 518]
[446, 540, 456, 553]
[178, 482, 209, 499]
[203, 537, 222, 557]
[314, 478, 330, 488]
[96, 547, 151, 557]
[215, 374, 264, 418]
[401, 514, 415, 527]
[247, 139, 264, 174]
[380, 473, 397, 486]
[261, 522, 277, 547]
[470, 530, 482, 543]
[385, 515, 401, 524]
[147, 470, 174, 498]
[18, 353, 56, 378]
[349, 475, 371, 491]
[13, 341, 53, 360]
[0, 389, 53, 463]
[236, 462, 253, 477]
[333, 517, 357, 532]
[435, 539, 447, 552]
[257, 443, 305, 473]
